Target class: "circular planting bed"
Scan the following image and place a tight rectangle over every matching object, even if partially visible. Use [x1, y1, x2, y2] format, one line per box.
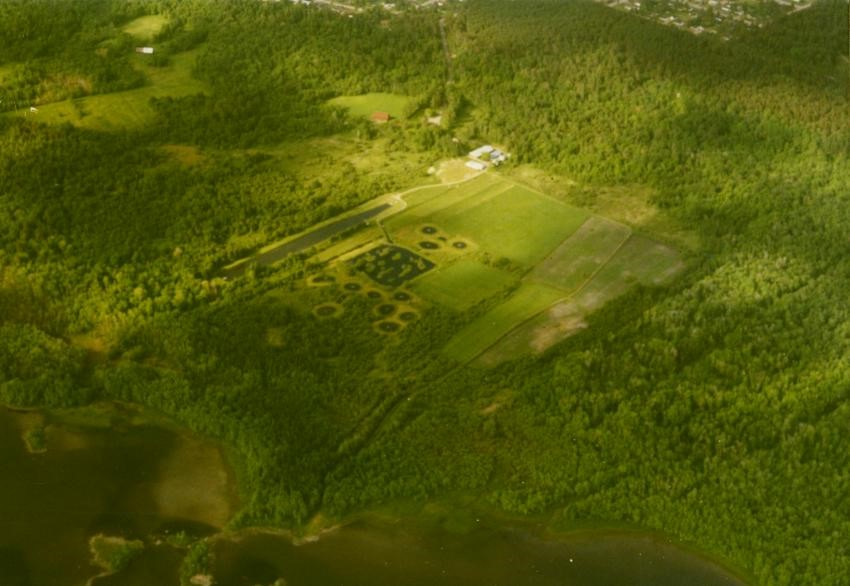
[314, 304, 340, 318]
[419, 241, 440, 250]
[377, 303, 396, 316]
[421, 226, 438, 235]
[399, 311, 418, 322]
[310, 275, 336, 285]
[452, 241, 468, 250]
[393, 291, 411, 302]
[378, 321, 401, 333]
[366, 290, 383, 300]
[343, 282, 362, 291]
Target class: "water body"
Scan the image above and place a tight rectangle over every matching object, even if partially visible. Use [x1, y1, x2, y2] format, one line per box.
[0, 405, 235, 586]
[224, 204, 391, 277]
[0, 404, 746, 586]
[211, 519, 746, 586]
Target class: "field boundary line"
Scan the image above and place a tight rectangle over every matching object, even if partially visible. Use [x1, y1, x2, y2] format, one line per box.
[462, 229, 633, 365]
[497, 173, 635, 233]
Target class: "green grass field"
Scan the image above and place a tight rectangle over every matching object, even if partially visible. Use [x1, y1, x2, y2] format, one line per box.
[10, 48, 206, 131]
[327, 93, 413, 119]
[411, 260, 518, 311]
[442, 283, 565, 362]
[574, 234, 683, 305]
[385, 175, 504, 231]
[430, 183, 589, 267]
[529, 216, 631, 293]
[122, 15, 169, 40]
[478, 235, 684, 365]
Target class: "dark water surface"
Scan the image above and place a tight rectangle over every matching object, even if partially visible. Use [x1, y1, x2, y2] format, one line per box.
[0, 406, 231, 586]
[224, 204, 391, 277]
[211, 520, 746, 586]
[1, 405, 746, 586]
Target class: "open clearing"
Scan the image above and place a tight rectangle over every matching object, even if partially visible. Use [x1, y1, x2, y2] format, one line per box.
[529, 216, 631, 293]
[442, 283, 566, 363]
[122, 15, 169, 40]
[218, 168, 682, 354]
[411, 260, 518, 311]
[327, 93, 413, 119]
[11, 48, 206, 130]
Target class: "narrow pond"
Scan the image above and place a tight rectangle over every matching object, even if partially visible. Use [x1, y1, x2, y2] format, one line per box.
[223, 203, 391, 277]
[0, 405, 747, 586]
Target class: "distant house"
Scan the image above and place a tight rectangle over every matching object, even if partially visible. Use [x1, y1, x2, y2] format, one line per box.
[466, 160, 487, 171]
[135, 47, 155, 55]
[371, 111, 391, 123]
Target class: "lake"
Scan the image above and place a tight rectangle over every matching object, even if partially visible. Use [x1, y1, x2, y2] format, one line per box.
[0, 404, 235, 586]
[209, 518, 745, 586]
[0, 404, 746, 586]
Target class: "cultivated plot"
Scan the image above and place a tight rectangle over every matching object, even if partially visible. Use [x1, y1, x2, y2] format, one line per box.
[411, 260, 518, 311]
[529, 216, 631, 293]
[442, 283, 565, 363]
[351, 245, 435, 287]
[478, 234, 684, 365]
[430, 184, 589, 267]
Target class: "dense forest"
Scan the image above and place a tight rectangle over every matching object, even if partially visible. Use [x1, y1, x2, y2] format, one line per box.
[1, 0, 849, 584]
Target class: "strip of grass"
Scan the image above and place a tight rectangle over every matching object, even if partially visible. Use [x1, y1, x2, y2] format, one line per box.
[411, 260, 518, 310]
[327, 93, 413, 119]
[443, 283, 565, 362]
[528, 216, 631, 293]
[432, 183, 590, 268]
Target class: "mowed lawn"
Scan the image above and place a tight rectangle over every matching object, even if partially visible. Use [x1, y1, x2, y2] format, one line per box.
[528, 216, 631, 293]
[12, 49, 207, 131]
[385, 175, 505, 231]
[443, 283, 565, 363]
[327, 93, 412, 119]
[411, 260, 518, 311]
[431, 183, 589, 267]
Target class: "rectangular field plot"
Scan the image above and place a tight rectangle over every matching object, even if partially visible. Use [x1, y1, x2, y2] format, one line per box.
[351, 245, 435, 287]
[478, 235, 683, 365]
[411, 260, 518, 311]
[577, 234, 683, 308]
[430, 184, 589, 267]
[443, 283, 565, 363]
[529, 217, 631, 293]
